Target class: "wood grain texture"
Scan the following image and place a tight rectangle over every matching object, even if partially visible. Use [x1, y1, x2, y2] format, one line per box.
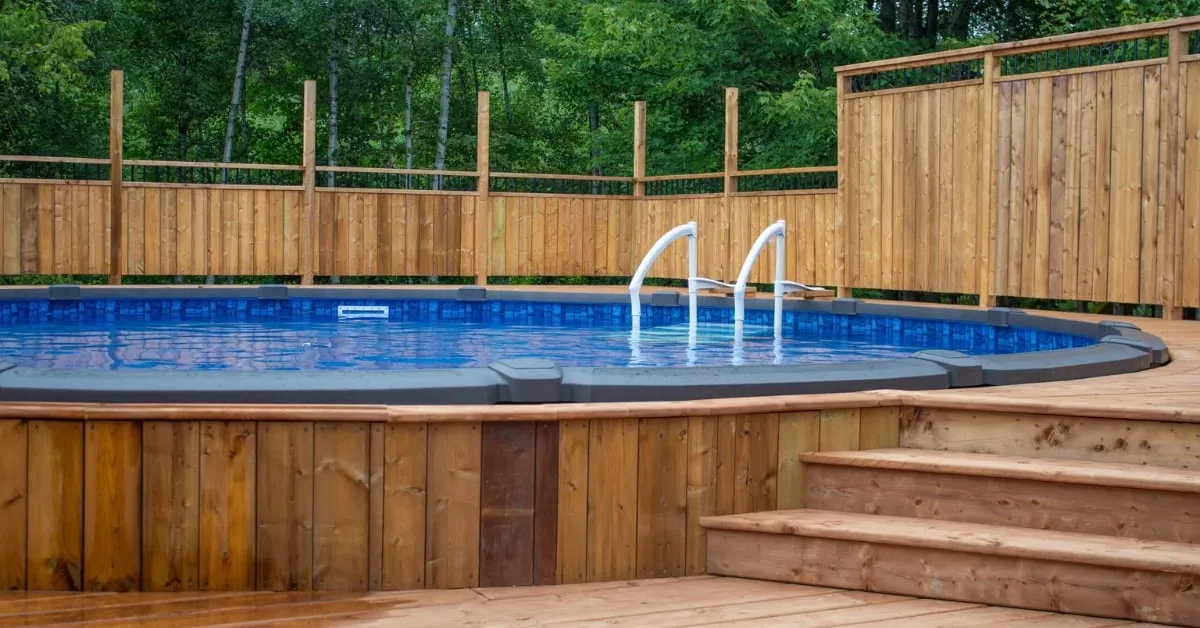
[635, 418, 687, 579]
[198, 421, 256, 591]
[141, 422, 200, 592]
[586, 418, 638, 582]
[479, 422, 536, 587]
[425, 422, 481, 589]
[83, 422, 142, 592]
[313, 422, 370, 591]
[777, 412, 820, 509]
[557, 420, 589, 585]
[26, 421, 83, 591]
[381, 423, 427, 590]
[684, 416, 717, 576]
[0, 420, 27, 590]
[532, 421, 559, 586]
[255, 422, 314, 592]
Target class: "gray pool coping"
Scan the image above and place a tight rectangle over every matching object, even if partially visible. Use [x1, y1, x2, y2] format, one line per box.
[0, 285, 1171, 405]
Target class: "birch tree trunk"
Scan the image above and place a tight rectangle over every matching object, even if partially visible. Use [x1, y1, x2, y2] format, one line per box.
[434, 0, 458, 190]
[491, 0, 513, 126]
[222, 0, 253, 184]
[404, 24, 418, 187]
[327, 37, 340, 188]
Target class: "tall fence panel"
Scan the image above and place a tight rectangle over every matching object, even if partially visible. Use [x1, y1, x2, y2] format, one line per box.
[837, 16, 1200, 315]
[843, 83, 984, 295]
[1182, 57, 1200, 309]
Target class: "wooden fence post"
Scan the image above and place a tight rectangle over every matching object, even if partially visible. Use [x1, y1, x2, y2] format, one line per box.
[108, 69, 124, 285]
[724, 87, 738, 280]
[1162, 28, 1185, 320]
[301, 80, 316, 285]
[978, 52, 999, 308]
[835, 74, 850, 298]
[633, 101, 646, 197]
[476, 91, 491, 286]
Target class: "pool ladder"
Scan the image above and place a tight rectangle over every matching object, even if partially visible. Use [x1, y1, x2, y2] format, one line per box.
[628, 219, 828, 364]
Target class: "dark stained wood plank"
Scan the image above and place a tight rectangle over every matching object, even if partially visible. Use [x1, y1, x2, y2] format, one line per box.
[313, 422, 370, 591]
[256, 422, 314, 592]
[533, 421, 559, 586]
[0, 420, 27, 590]
[27, 421, 83, 591]
[636, 418, 688, 579]
[425, 422, 481, 589]
[479, 422, 537, 587]
[368, 424, 385, 591]
[381, 423, 427, 590]
[198, 421, 256, 591]
[141, 422, 200, 592]
[739, 414, 780, 514]
[83, 422, 141, 592]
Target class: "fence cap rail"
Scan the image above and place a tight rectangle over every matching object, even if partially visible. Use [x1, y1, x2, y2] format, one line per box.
[835, 15, 1200, 76]
[124, 159, 303, 171]
[640, 172, 724, 182]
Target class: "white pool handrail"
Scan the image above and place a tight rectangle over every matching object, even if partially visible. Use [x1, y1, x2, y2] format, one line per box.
[733, 220, 788, 324]
[732, 219, 826, 335]
[628, 221, 698, 320]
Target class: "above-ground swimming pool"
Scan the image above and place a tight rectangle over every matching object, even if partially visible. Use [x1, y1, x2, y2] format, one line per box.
[0, 286, 1170, 404]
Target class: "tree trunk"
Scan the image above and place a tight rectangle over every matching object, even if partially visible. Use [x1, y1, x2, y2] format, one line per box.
[239, 82, 248, 161]
[880, 0, 896, 33]
[327, 37, 340, 188]
[949, 0, 973, 40]
[588, 102, 600, 194]
[405, 24, 419, 187]
[925, 0, 939, 44]
[492, 0, 513, 126]
[434, 0, 458, 190]
[222, 0, 253, 183]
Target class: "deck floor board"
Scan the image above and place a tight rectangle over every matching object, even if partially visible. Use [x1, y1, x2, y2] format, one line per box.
[0, 577, 1170, 627]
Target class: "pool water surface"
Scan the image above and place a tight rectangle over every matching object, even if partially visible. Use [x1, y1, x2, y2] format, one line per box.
[0, 298, 1095, 371]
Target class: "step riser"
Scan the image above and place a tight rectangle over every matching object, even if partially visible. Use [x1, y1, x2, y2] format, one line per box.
[806, 465, 1200, 544]
[900, 409, 1200, 469]
[706, 529, 1200, 626]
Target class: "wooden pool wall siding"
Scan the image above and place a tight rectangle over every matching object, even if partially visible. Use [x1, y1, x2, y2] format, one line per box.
[0, 407, 903, 593]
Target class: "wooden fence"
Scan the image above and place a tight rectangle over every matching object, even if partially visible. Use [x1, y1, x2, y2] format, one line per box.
[6, 18, 1200, 316]
[0, 402, 901, 592]
[838, 16, 1200, 316]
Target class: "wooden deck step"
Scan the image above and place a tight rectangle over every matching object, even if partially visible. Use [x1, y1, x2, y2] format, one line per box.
[800, 449, 1200, 543]
[701, 510, 1200, 626]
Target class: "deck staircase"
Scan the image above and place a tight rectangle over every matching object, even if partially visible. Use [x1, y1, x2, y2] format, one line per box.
[701, 446, 1200, 626]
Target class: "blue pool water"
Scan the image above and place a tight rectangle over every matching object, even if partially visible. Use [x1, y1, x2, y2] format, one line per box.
[0, 299, 1095, 371]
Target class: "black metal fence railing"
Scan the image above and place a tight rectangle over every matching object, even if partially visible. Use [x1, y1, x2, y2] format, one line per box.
[1000, 35, 1168, 76]
[850, 59, 984, 93]
[490, 177, 633, 196]
[123, 164, 302, 186]
[736, 171, 836, 193]
[322, 171, 476, 192]
[0, 160, 109, 181]
[644, 177, 724, 196]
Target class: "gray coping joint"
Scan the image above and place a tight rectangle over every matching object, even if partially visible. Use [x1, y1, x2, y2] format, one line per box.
[831, 298, 859, 315]
[650, 291, 680, 307]
[457, 286, 487, 301]
[910, 350, 984, 387]
[488, 359, 564, 403]
[986, 307, 1016, 327]
[258, 284, 289, 300]
[48, 284, 82, 301]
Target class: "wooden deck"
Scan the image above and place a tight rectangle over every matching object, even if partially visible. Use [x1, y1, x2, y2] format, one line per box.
[0, 577, 1173, 627]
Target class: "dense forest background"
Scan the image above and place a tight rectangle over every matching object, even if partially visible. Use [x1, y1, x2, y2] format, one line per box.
[4, 0, 1200, 178]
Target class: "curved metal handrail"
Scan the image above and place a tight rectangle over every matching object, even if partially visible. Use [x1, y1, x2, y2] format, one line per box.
[733, 220, 787, 323]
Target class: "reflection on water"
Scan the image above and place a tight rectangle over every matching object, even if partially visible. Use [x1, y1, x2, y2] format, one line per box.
[0, 317, 1049, 372]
